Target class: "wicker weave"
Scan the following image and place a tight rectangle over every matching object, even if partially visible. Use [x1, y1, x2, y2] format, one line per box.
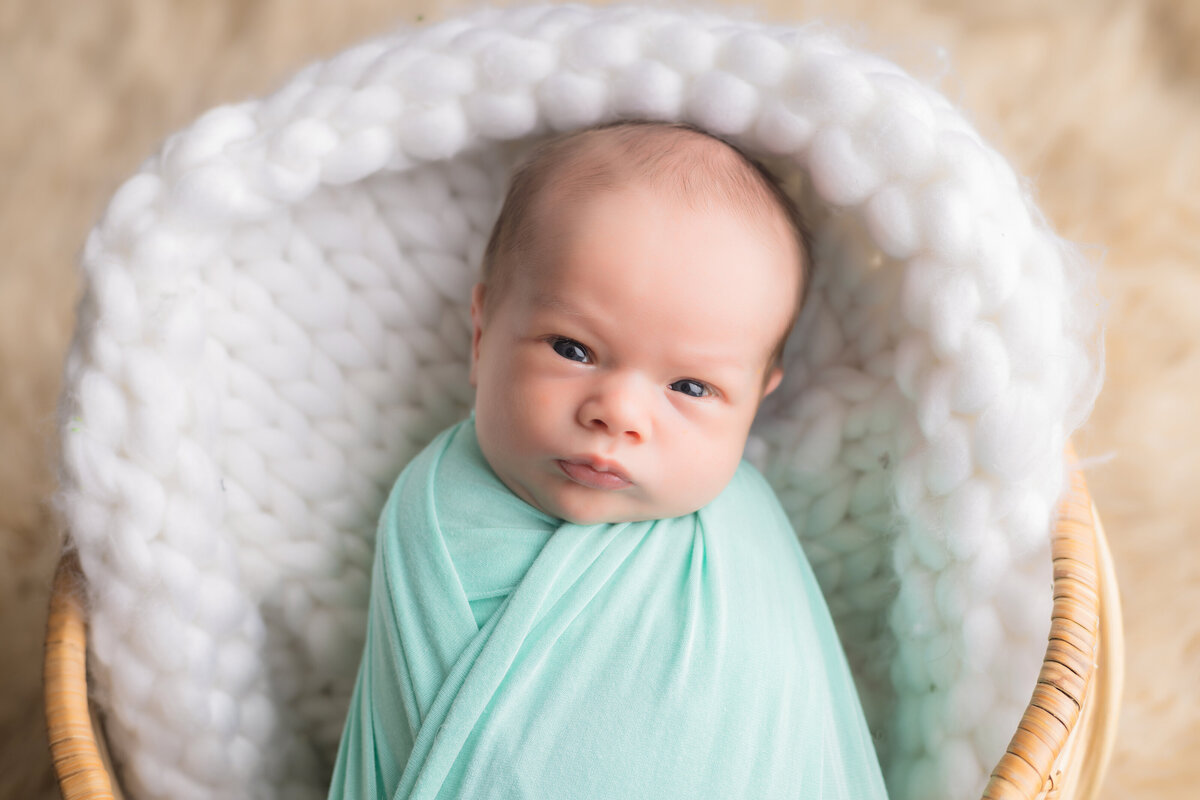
[44, 450, 1122, 800]
[981, 450, 1124, 799]
[44, 549, 121, 800]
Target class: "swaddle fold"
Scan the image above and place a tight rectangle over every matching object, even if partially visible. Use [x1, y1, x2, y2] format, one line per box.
[329, 416, 886, 799]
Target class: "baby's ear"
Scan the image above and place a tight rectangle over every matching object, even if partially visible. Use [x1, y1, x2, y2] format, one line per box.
[762, 367, 783, 398]
[469, 283, 486, 387]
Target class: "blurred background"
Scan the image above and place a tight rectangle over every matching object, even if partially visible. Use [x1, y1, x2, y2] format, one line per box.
[2, 1, 1196, 798]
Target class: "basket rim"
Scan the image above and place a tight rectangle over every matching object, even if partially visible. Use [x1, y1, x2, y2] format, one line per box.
[44, 548, 119, 800]
[982, 446, 1118, 800]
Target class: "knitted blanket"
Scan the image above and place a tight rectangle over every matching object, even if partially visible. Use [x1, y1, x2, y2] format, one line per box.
[56, 4, 1103, 799]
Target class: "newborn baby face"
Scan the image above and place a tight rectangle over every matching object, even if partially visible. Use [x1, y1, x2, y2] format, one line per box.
[470, 183, 799, 524]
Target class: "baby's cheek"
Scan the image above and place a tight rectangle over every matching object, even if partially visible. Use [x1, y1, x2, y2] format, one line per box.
[528, 388, 557, 416]
[517, 377, 570, 426]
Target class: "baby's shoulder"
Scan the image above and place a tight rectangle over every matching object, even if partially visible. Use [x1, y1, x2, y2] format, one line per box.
[382, 415, 555, 532]
[705, 460, 795, 532]
[379, 421, 461, 508]
[727, 459, 786, 505]
[700, 461, 818, 590]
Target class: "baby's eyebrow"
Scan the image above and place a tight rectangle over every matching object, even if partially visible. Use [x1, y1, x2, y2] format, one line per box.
[675, 352, 745, 376]
[530, 291, 586, 317]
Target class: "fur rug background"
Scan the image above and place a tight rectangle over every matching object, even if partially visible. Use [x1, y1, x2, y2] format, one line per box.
[2, 1, 1196, 798]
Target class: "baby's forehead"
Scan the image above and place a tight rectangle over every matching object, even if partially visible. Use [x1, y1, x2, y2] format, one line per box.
[526, 173, 798, 268]
[541, 130, 795, 233]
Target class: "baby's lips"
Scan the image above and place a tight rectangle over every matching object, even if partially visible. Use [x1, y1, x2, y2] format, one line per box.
[558, 457, 633, 490]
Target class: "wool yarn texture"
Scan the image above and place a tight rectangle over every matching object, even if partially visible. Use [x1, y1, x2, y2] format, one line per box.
[56, 4, 1104, 800]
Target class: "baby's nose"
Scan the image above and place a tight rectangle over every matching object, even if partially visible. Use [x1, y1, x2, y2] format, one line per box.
[579, 375, 651, 442]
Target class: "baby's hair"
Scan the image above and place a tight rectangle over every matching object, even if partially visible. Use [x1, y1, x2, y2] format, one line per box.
[480, 120, 813, 373]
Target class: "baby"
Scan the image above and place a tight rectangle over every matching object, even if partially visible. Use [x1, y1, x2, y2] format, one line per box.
[328, 122, 887, 799]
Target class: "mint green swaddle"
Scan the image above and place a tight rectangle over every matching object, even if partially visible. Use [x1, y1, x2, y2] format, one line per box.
[328, 416, 887, 799]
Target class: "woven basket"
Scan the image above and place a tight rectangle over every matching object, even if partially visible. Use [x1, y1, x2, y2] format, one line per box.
[45, 448, 1122, 800]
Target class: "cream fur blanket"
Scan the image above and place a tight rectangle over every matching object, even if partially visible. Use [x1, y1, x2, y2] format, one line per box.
[2, 2, 1198, 799]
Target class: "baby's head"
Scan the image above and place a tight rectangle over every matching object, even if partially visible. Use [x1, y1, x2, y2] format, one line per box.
[470, 121, 809, 524]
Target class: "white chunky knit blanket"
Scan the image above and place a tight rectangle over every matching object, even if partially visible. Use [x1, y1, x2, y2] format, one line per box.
[56, 4, 1104, 799]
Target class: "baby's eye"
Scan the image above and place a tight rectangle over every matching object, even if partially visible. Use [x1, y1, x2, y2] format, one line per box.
[549, 337, 591, 363]
[669, 379, 712, 398]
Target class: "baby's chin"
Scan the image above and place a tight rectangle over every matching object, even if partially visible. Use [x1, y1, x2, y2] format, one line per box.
[545, 491, 709, 526]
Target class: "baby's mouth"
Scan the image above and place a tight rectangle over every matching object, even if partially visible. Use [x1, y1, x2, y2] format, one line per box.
[557, 458, 633, 490]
